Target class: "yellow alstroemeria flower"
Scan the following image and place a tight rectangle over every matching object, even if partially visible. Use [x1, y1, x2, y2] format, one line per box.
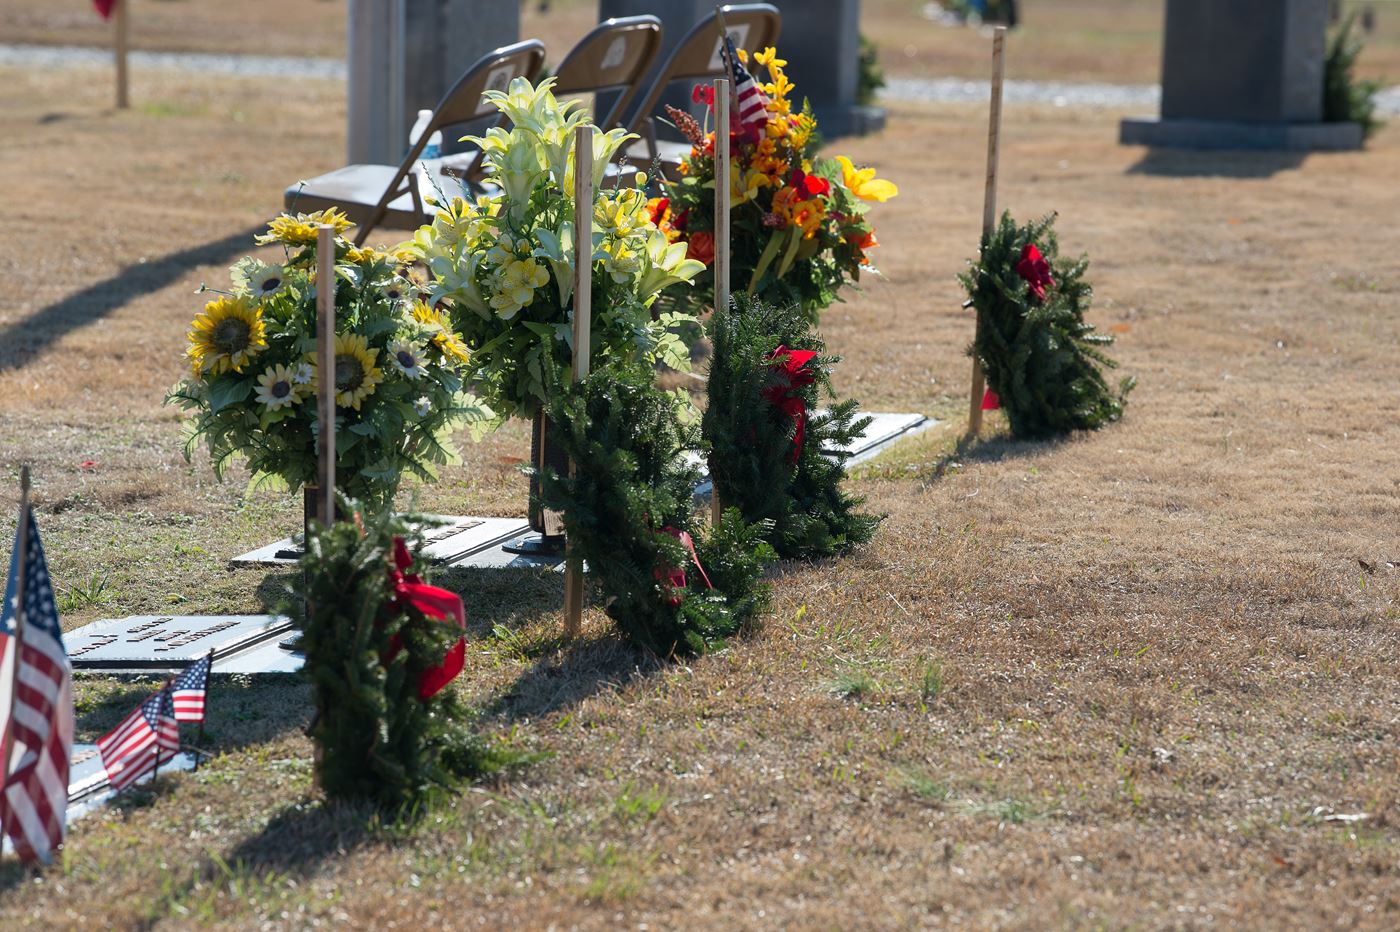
[490, 257, 549, 319]
[731, 165, 770, 206]
[836, 155, 899, 202]
[753, 47, 788, 72]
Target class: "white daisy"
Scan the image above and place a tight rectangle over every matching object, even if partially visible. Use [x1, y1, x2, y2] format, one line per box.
[389, 340, 428, 380]
[382, 279, 409, 304]
[291, 362, 314, 385]
[413, 396, 432, 417]
[247, 263, 288, 298]
[253, 364, 301, 411]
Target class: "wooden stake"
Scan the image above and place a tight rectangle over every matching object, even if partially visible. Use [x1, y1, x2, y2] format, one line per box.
[114, 0, 130, 110]
[563, 125, 594, 639]
[967, 26, 1007, 438]
[0, 465, 32, 843]
[316, 224, 337, 526]
[711, 77, 731, 527]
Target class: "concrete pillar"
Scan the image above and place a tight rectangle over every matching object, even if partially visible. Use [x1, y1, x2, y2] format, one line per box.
[348, 0, 520, 164]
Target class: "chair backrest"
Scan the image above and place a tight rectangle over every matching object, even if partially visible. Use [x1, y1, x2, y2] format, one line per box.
[423, 39, 548, 143]
[354, 40, 546, 244]
[622, 3, 781, 131]
[551, 15, 664, 130]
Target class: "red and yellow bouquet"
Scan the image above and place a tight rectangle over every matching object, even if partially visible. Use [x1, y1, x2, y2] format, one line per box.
[653, 46, 896, 322]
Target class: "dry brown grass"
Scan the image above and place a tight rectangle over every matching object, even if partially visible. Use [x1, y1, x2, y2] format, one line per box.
[5, 0, 1398, 84]
[1, 47, 1399, 932]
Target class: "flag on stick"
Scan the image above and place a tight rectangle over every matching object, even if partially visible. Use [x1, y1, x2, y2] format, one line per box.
[97, 688, 178, 793]
[719, 37, 770, 131]
[170, 653, 211, 724]
[0, 493, 75, 865]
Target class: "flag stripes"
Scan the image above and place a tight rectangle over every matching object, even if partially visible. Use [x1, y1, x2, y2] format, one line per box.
[721, 37, 771, 130]
[170, 652, 211, 723]
[97, 688, 178, 793]
[1, 511, 74, 865]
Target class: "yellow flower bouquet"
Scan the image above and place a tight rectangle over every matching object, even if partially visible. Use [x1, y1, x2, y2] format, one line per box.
[411, 77, 706, 424]
[655, 45, 897, 322]
[166, 209, 493, 513]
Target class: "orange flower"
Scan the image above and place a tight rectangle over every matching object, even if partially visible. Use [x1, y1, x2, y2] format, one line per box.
[771, 188, 824, 240]
[685, 231, 715, 266]
[848, 228, 878, 263]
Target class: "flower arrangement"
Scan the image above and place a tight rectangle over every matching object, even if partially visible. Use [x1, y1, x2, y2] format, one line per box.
[705, 296, 883, 559]
[411, 77, 707, 424]
[960, 212, 1134, 439]
[166, 208, 493, 513]
[655, 46, 897, 322]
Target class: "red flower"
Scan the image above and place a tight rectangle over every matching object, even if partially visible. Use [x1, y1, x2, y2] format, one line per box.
[647, 196, 670, 226]
[686, 231, 715, 266]
[673, 208, 689, 232]
[762, 345, 819, 464]
[1015, 243, 1054, 302]
[692, 84, 715, 107]
[788, 169, 831, 199]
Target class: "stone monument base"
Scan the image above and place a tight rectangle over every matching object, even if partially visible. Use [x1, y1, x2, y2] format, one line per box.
[1120, 117, 1363, 151]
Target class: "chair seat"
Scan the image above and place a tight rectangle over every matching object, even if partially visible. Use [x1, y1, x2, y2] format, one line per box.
[284, 163, 473, 234]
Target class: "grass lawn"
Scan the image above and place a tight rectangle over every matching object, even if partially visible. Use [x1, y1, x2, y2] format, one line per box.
[1, 24, 1399, 932]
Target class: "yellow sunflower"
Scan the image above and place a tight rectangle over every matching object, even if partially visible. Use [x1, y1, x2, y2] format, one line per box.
[256, 208, 354, 247]
[187, 296, 267, 376]
[319, 333, 383, 410]
[411, 301, 471, 365]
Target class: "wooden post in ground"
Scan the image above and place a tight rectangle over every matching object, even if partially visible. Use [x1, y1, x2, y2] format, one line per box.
[316, 224, 338, 526]
[967, 26, 1007, 438]
[711, 76, 731, 527]
[563, 125, 594, 639]
[113, 0, 130, 110]
[0, 465, 32, 845]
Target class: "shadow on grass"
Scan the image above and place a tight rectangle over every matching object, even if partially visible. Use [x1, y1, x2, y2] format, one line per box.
[886, 431, 1067, 488]
[431, 565, 663, 723]
[1127, 148, 1306, 178]
[0, 225, 264, 373]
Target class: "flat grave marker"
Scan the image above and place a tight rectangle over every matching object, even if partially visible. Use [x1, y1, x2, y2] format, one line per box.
[67, 614, 296, 673]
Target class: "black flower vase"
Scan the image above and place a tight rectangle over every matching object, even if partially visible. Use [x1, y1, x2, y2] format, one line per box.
[503, 409, 568, 556]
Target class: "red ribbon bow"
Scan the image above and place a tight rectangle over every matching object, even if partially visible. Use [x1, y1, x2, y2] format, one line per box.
[1015, 243, 1054, 302]
[981, 388, 1001, 411]
[386, 536, 466, 701]
[762, 345, 818, 464]
[655, 527, 713, 607]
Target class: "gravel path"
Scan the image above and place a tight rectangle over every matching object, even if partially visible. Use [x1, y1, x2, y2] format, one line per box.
[4, 42, 1398, 116]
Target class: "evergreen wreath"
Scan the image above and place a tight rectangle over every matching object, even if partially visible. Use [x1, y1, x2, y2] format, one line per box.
[704, 296, 883, 560]
[961, 212, 1134, 439]
[538, 363, 774, 658]
[287, 503, 521, 810]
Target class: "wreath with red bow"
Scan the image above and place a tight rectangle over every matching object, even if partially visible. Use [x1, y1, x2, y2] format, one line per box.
[704, 296, 883, 560]
[961, 212, 1134, 439]
[289, 504, 514, 809]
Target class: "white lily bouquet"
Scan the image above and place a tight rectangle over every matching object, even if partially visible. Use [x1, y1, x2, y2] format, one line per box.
[411, 77, 707, 423]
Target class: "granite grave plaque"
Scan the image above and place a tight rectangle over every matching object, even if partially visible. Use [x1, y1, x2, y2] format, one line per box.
[67, 614, 294, 672]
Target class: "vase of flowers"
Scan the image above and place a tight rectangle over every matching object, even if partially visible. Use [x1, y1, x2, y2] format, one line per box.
[167, 208, 494, 530]
[654, 46, 898, 322]
[411, 77, 707, 550]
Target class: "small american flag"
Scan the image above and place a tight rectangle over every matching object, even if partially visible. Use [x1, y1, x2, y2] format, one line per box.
[170, 653, 211, 723]
[720, 36, 770, 130]
[97, 687, 179, 793]
[0, 511, 74, 865]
